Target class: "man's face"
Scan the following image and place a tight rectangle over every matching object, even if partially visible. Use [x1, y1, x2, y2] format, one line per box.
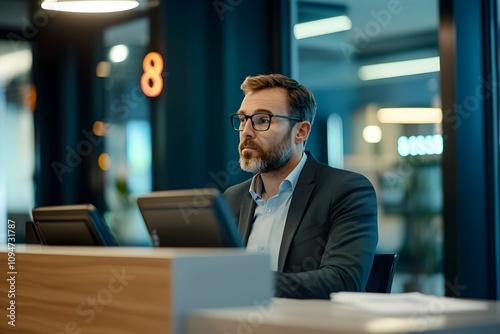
[236, 87, 294, 174]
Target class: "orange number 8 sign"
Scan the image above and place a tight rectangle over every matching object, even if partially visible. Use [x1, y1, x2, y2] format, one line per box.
[141, 52, 164, 97]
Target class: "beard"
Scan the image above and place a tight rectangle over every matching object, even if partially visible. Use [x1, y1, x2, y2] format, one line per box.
[238, 131, 292, 174]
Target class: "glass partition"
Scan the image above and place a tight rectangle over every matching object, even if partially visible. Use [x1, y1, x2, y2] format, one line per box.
[99, 17, 152, 246]
[295, 0, 442, 294]
[0, 39, 34, 243]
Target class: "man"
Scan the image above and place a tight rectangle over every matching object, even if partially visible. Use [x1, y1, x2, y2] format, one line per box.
[223, 73, 378, 299]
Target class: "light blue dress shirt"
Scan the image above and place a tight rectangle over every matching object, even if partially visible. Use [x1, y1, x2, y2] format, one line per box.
[246, 153, 308, 271]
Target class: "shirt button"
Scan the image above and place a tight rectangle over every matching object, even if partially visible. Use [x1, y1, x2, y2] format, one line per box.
[266, 208, 271, 213]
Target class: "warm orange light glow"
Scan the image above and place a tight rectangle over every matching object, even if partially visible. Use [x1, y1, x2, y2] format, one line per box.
[98, 153, 111, 171]
[22, 83, 37, 112]
[93, 121, 109, 136]
[96, 61, 111, 78]
[141, 52, 164, 98]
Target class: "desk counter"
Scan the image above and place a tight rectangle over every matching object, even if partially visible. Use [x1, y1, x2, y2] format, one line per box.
[0, 245, 272, 334]
[187, 297, 500, 334]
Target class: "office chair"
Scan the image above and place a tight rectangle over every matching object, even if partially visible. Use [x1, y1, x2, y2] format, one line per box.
[365, 253, 399, 293]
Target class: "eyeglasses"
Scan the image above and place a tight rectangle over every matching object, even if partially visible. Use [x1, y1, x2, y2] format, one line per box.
[229, 113, 304, 131]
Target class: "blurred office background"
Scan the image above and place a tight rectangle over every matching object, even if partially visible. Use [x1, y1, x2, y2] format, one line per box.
[0, 0, 498, 299]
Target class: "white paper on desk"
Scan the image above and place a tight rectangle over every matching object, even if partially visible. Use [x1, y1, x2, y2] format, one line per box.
[330, 292, 488, 316]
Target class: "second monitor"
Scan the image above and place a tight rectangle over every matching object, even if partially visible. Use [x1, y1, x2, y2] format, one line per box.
[137, 188, 244, 248]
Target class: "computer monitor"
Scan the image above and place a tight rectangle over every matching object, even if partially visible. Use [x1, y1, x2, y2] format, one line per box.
[137, 188, 244, 248]
[31, 204, 119, 246]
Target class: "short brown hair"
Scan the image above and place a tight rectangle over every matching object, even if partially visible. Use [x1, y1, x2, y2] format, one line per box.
[240, 73, 316, 125]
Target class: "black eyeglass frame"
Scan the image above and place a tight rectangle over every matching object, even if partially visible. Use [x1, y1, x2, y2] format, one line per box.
[229, 113, 304, 132]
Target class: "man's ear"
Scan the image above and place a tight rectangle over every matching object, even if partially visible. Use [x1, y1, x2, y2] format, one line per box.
[295, 121, 311, 145]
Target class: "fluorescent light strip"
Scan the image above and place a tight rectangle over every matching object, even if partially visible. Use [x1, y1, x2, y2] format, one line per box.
[294, 15, 352, 39]
[377, 108, 443, 124]
[327, 113, 344, 168]
[359, 56, 440, 81]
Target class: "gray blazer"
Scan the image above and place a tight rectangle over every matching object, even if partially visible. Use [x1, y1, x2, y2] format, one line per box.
[223, 152, 378, 299]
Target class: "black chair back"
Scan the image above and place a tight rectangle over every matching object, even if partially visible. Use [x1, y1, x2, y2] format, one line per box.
[365, 253, 399, 293]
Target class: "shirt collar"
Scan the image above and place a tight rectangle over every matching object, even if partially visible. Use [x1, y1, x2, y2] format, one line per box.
[249, 153, 308, 201]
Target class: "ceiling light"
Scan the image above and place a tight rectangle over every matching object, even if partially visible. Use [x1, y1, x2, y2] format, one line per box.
[358, 56, 440, 81]
[109, 44, 129, 63]
[363, 125, 382, 143]
[377, 108, 443, 124]
[41, 0, 139, 13]
[294, 15, 352, 39]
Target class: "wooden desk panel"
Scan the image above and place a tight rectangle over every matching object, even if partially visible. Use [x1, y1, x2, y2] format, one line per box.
[0, 246, 272, 334]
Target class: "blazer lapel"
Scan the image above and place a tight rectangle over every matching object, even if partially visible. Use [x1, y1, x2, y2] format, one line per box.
[277, 153, 318, 271]
[238, 193, 256, 244]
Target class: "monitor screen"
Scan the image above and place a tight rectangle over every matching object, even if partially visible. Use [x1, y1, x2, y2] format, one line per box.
[137, 188, 244, 248]
[31, 204, 119, 246]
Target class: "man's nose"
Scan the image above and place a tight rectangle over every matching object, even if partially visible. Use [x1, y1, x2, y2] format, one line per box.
[240, 119, 255, 138]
